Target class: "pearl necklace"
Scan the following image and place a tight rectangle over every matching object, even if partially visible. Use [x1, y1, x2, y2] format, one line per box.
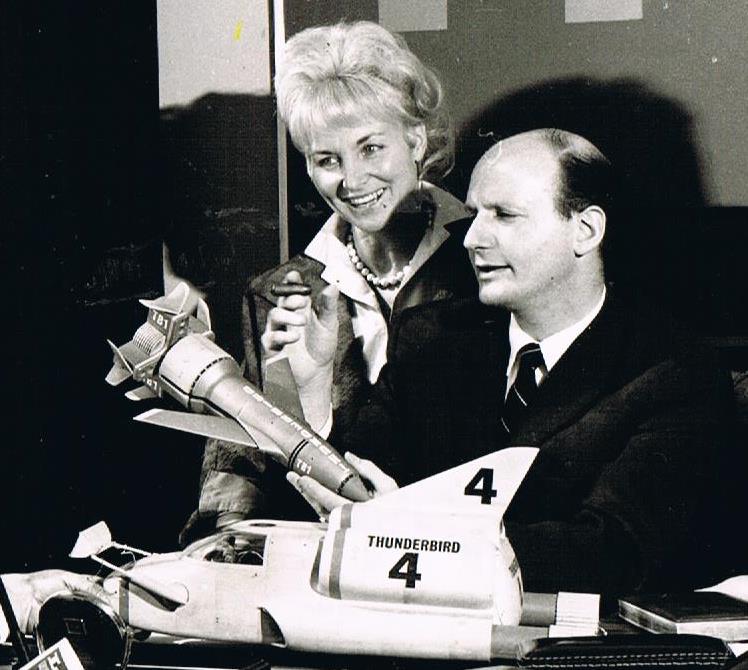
[346, 232, 411, 290]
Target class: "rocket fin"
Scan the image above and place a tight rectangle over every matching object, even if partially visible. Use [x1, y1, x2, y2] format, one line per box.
[134, 409, 284, 459]
[365, 447, 539, 520]
[70, 521, 113, 558]
[125, 385, 157, 401]
[106, 366, 132, 386]
[195, 297, 211, 330]
[139, 282, 189, 315]
[105, 340, 133, 386]
[234, 420, 287, 462]
[263, 357, 304, 418]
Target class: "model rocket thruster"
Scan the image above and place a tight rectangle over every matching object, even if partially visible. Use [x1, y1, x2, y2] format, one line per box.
[105, 283, 368, 502]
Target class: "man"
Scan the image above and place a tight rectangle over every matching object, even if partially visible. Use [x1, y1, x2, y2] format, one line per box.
[264, 129, 742, 596]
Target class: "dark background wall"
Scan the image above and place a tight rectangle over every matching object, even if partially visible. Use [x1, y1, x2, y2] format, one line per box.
[3, 1, 193, 569]
[407, 1, 748, 206]
[3, 0, 747, 572]
[286, 0, 748, 336]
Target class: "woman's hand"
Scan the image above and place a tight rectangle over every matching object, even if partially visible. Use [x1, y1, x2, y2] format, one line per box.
[261, 270, 339, 387]
[261, 270, 339, 428]
[287, 452, 398, 520]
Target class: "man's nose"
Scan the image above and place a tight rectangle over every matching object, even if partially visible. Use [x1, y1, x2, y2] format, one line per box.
[464, 212, 490, 250]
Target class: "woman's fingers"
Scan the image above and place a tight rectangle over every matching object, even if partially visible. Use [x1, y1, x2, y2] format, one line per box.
[283, 269, 303, 284]
[315, 285, 340, 331]
[267, 306, 308, 329]
[277, 293, 310, 311]
[262, 328, 301, 352]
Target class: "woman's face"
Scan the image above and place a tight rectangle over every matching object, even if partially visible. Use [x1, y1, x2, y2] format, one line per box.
[305, 118, 426, 234]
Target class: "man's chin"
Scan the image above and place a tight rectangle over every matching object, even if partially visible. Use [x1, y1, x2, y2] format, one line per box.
[477, 285, 511, 308]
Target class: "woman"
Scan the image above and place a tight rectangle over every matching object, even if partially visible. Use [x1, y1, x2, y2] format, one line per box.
[186, 21, 475, 537]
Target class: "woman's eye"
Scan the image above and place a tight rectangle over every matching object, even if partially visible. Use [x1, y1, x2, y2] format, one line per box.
[315, 155, 339, 169]
[362, 144, 383, 156]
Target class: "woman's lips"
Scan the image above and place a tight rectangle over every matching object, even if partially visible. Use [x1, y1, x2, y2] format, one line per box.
[343, 187, 385, 208]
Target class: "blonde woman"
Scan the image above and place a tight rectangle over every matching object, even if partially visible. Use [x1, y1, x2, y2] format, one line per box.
[184, 22, 474, 538]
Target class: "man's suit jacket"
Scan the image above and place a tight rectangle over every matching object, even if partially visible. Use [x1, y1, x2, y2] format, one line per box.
[333, 293, 744, 596]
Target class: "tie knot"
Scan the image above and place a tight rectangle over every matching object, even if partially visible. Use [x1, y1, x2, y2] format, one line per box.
[501, 342, 546, 436]
[517, 342, 545, 370]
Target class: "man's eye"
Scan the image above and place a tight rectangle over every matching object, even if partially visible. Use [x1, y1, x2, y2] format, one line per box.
[495, 209, 518, 220]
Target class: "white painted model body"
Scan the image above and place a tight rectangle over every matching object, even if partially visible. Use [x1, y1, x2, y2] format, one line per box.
[61, 448, 538, 662]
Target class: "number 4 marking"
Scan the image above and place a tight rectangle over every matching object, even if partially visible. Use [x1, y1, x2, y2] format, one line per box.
[388, 552, 422, 588]
[464, 467, 498, 504]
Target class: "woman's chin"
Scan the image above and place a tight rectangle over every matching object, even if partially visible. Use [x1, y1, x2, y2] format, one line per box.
[345, 209, 393, 234]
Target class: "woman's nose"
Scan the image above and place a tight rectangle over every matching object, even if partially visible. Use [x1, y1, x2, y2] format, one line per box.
[341, 157, 367, 191]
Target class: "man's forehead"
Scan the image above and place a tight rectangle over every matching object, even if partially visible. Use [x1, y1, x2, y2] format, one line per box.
[483, 135, 555, 168]
[469, 137, 558, 198]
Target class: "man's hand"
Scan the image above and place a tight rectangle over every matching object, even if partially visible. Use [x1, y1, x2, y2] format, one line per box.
[2, 570, 103, 634]
[287, 452, 398, 520]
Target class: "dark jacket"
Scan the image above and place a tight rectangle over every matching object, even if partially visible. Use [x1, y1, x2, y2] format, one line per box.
[332, 293, 743, 595]
[180, 212, 476, 542]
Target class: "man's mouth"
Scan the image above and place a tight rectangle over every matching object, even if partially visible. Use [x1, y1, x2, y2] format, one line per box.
[343, 187, 386, 209]
[474, 263, 510, 274]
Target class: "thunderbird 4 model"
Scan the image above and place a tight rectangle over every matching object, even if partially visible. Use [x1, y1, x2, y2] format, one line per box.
[37, 448, 544, 665]
[34, 285, 597, 665]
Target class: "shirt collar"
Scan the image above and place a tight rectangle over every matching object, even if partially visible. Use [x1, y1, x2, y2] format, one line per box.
[304, 211, 378, 306]
[304, 183, 465, 308]
[506, 286, 607, 379]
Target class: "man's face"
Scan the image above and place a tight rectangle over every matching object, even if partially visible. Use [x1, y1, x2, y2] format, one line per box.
[464, 138, 579, 313]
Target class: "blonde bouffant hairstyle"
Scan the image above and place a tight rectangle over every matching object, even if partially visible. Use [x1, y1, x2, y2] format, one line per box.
[275, 21, 454, 180]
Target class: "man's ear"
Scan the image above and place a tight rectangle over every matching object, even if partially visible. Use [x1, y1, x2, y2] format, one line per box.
[573, 205, 606, 257]
[407, 123, 428, 164]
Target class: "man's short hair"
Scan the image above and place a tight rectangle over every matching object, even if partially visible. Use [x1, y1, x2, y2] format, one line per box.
[539, 128, 614, 220]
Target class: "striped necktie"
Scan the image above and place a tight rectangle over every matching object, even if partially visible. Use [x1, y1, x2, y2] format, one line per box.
[501, 343, 545, 435]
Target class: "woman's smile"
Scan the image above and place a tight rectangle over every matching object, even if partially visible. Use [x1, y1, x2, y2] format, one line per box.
[341, 187, 386, 209]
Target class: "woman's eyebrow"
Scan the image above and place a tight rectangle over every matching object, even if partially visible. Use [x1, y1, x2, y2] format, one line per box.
[356, 132, 385, 146]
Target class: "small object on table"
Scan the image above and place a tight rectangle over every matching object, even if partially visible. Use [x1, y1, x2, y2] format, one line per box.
[619, 591, 748, 641]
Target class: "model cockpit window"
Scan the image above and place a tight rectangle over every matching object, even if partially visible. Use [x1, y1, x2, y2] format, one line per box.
[185, 531, 267, 565]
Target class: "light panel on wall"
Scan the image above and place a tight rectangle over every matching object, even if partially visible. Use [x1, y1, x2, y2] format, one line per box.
[565, 0, 642, 24]
[157, 0, 271, 107]
[379, 0, 448, 32]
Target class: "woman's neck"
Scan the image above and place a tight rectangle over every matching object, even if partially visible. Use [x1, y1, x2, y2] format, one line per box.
[351, 223, 423, 275]
[350, 196, 434, 276]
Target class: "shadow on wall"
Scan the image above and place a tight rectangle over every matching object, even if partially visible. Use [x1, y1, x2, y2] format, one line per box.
[160, 93, 281, 360]
[449, 77, 715, 324]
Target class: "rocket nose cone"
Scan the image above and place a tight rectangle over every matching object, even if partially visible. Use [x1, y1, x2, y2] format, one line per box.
[339, 474, 370, 502]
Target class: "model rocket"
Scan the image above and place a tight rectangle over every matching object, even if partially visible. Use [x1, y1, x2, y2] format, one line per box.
[105, 283, 368, 502]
